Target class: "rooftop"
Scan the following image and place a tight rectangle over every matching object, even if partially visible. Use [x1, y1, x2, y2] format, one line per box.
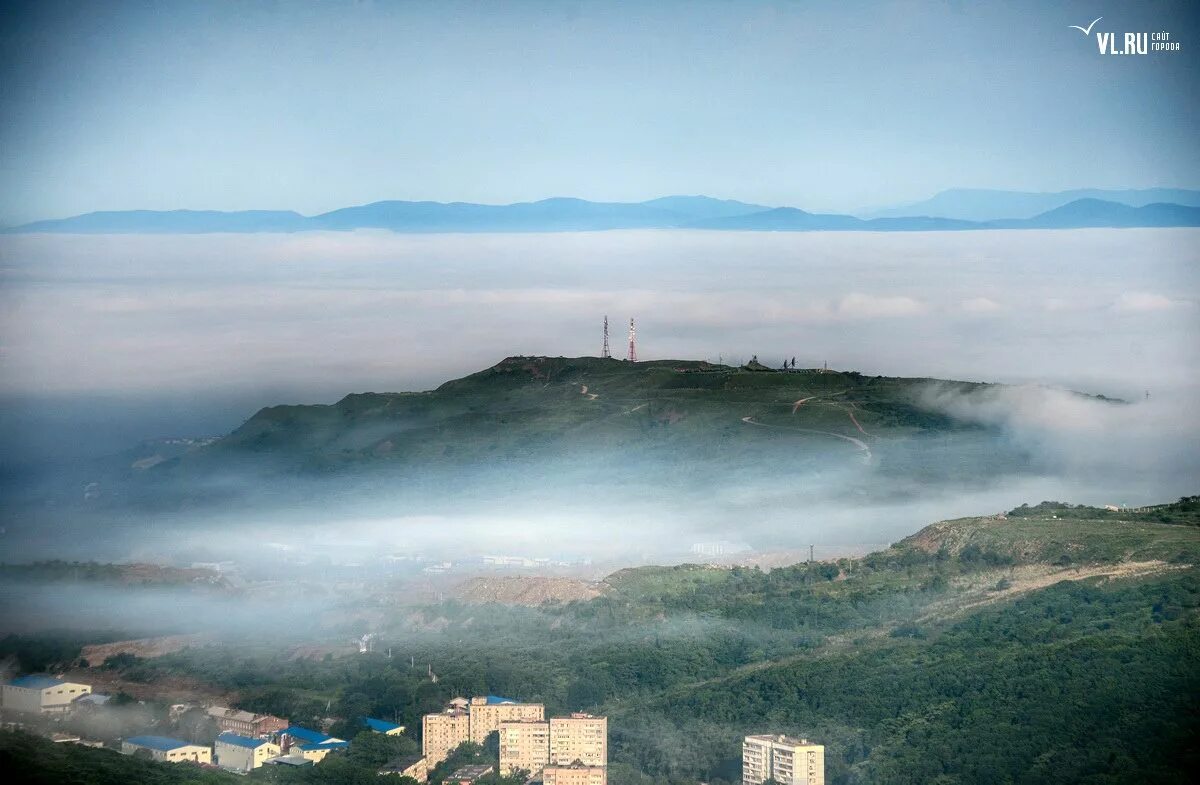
[362, 717, 404, 733]
[264, 755, 314, 767]
[450, 763, 495, 778]
[283, 726, 335, 745]
[125, 735, 195, 752]
[216, 732, 270, 749]
[379, 754, 425, 773]
[208, 706, 258, 722]
[745, 734, 819, 747]
[8, 675, 66, 690]
[485, 694, 518, 705]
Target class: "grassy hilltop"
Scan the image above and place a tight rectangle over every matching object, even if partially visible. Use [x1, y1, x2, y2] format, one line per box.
[100, 355, 1070, 512]
[211, 355, 977, 466]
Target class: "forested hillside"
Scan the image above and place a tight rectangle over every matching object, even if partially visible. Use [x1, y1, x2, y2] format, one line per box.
[5, 504, 1195, 784]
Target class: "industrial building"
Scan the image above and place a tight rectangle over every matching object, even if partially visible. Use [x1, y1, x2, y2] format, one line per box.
[214, 732, 280, 771]
[499, 712, 607, 779]
[206, 705, 288, 737]
[742, 734, 825, 785]
[2, 676, 92, 714]
[121, 735, 212, 764]
[281, 725, 349, 763]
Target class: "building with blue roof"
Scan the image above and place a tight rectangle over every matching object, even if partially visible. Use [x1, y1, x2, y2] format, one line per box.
[2, 675, 92, 714]
[282, 726, 348, 764]
[215, 731, 280, 772]
[122, 735, 212, 764]
[362, 716, 406, 735]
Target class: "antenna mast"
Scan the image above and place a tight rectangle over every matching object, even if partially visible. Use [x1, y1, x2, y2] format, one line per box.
[628, 318, 637, 362]
[602, 316, 610, 358]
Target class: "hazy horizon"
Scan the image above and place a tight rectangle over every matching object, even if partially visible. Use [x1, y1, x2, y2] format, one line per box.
[2, 1, 1198, 225]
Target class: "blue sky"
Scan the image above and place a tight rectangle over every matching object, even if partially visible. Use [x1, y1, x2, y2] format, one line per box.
[0, 0, 1197, 225]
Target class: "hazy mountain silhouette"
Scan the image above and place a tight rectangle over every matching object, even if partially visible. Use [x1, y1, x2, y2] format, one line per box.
[865, 187, 1200, 221]
[8, 196, 1199, 234]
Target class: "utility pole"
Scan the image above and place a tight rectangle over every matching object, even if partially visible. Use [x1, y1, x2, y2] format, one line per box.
[628, 318, 637, 362]
[602, 315, 610, 359]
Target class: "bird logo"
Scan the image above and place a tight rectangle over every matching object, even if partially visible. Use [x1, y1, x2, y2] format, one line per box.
[1069, 17, 1103, 35]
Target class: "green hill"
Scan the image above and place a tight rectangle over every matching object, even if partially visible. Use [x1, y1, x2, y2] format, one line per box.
[112, 355, 1094, 511]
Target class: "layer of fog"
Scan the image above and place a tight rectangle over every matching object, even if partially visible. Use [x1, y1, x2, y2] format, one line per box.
[1, 228, 1196, 404]
[0, 229, 1197, 640]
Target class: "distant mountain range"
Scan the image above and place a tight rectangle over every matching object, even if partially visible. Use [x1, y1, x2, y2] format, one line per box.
[863, 187, 1200, 221]
[8, 192, 1200, 235]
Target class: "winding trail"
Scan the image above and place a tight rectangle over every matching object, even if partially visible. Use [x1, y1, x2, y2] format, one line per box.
[741, 416, 872, 461]
[791, 396, 819, 414]
[846, 409, 869, 436]
[579, 384, 598, 400]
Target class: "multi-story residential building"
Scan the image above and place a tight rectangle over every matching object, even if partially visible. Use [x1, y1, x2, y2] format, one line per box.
[499, 720, 551, 776]
[542, 763, 609, 785]
[549, 713, 607, 768]
[214, 732, 280, 771]
[422, 695, 545, 766]
[206, 706, 288, 737]
[2, 676, 91, 714]
[121, 736, 212, 764]
[468, 695, 545, 744]
[422, 705, 470, 766]
[742, 734, 825, 785]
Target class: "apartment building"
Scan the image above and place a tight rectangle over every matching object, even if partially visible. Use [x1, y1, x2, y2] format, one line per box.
[498, 712, 608, 779]
[742, 734, 825, 785]
[467, 695, 545, 744]
[499, 720, 550, 776]
[422, 695, 546, 767]
[422, 705, 470, 766]
[549, 713, 607, 768]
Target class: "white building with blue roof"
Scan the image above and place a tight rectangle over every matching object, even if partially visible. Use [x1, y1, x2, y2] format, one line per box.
[121, 735, 212, 764]
[282, 725, 349, 763]
[363, 716, 406, 735]
[214, 731, 280, 771]
[2, 675, 91, 714]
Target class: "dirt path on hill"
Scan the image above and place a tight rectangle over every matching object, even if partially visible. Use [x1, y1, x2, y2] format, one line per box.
[580, 384, 598, 400]
[742, 415, 872, 461]
[926, 560, 1186, 619]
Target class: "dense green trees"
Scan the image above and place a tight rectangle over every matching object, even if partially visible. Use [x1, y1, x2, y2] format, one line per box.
[5, 517, 1197, 784]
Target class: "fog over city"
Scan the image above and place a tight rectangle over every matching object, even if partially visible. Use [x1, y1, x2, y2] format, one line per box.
[0, 229, 1196, 598]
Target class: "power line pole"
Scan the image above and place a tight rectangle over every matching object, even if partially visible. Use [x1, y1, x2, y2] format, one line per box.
[628, 318, 637, 362]
[602, 315, 610, 359]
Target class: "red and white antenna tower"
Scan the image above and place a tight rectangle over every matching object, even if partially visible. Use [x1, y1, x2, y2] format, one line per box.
[602, 315, 610, 358]
[628, 318, 637, 362]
